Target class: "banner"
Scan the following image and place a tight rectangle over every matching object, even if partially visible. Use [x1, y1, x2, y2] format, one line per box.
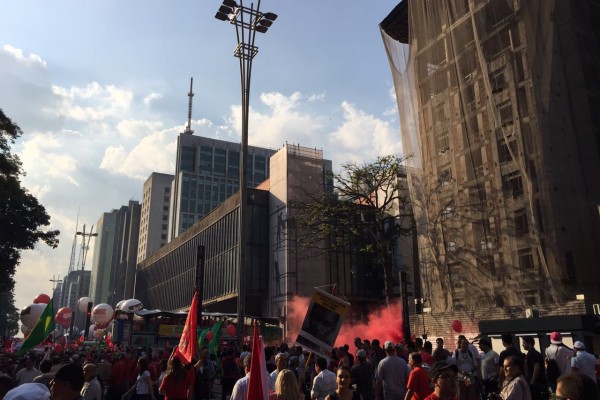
[295, 288, 350, 359]
[172, 292, 198, 365]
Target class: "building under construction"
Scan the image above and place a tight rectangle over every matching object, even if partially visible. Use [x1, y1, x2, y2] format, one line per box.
[381, 0, 600, 340]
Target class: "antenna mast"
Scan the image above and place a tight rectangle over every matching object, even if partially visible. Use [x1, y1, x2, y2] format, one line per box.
[183, 77, 194, 135]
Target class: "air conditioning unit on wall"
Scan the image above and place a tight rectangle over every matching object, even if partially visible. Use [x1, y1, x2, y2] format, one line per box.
[525, 308, 539, 318]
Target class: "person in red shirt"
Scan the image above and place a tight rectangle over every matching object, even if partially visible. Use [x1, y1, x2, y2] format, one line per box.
[420, 342, 435, 367]
[405, 352, 433, 400]
[159, 357, 194, 400]
[424, 361, 459, 400]
[109, 353, 127, 399]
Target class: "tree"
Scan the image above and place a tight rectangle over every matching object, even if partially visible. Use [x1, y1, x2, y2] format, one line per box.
[0, 108, 59, 336]
[290, 155, 414, 306]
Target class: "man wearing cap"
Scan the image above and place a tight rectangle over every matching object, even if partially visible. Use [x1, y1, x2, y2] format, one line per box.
[424, 361, 459, 400]
[352, 349, 375, 400]
[544, 331, 573, 392]
[521, 337, 546, 400]
[375, 341, 411, 400]
[49, 362, 85, 400]
[571, 341, 596, 382]
[231, 353, 252, 400]
[268, 352, 289, 392]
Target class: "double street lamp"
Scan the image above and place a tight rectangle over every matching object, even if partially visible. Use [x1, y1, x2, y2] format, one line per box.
[215, 0, 277, 348]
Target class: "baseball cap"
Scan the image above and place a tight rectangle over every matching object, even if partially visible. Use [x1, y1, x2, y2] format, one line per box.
[573, 341, 585, 350]
[356, 349, 367, 358]
[4, 383, 50, 400]
[429, 361, 458, 380]
[384, 341, 395, 350]
[550, 331, 563, 344]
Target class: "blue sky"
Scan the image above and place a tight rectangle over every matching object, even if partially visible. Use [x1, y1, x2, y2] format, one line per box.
[0, 1, 403, 320]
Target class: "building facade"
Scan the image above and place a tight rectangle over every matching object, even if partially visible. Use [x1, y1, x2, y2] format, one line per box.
[59, 269, 90, 329]
[167, 134, 275, 241]
[381, 0, 600, 324]
[137, 172, 174, 264]
[89, 200, 141, 306]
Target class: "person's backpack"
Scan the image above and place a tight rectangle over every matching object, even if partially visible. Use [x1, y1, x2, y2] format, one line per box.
[546, 357, 560, 383]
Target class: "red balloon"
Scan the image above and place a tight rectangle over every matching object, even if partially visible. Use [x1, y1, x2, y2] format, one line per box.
[55, 307, 73, 328]
[451, 320, 463, 333]
[226, 324, 237, 337]
[206, 331, 214, 341]
[34, 294, 51, 304]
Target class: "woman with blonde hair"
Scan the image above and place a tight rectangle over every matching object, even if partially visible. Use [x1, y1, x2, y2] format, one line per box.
[269, 369, 303, 400]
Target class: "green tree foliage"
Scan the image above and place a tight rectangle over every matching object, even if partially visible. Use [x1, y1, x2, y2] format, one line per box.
[0, 108, 60, 336]
[290, 155, 414, 306]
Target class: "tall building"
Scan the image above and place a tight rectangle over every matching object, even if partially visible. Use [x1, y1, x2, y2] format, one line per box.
[268, 145, 333, 325]
[59, 269, 90, 329]
[137, 172, 174, 264]
[381, 0, 600, 327]
[167, 134, 276, 241]
[89, 200, 141, 306]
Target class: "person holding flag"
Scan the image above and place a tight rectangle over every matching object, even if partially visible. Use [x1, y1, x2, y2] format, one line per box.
[17, 299, 55, 357]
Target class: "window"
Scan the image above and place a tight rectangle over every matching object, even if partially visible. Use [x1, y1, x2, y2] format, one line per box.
[447, 241, 457, 252]
[499, 102, 513, 127]
[502, 171, 524, 198]
[514, 208, 529, 236]
[439, 168, 452, 186]
[518, 248, 535, 270]
[490, 69, 506, 94]
[442, 207, 455, 219]
[449, 263, 463, 289]
[437, 130, 450, 154]
[524, 289, 539, 306]
[498, 138, 517, 164]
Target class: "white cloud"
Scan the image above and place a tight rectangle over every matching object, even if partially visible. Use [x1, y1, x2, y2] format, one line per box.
[117, 119, 163, 140]
[49, 82, 133, 122]
[100, 127, 177, 179]
[143, 92, 162, 106]
[328, 101, 402, 164]
[1, 44, 47, 68]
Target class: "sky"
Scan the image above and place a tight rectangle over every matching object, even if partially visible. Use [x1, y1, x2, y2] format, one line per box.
[0, 1, 404, 320]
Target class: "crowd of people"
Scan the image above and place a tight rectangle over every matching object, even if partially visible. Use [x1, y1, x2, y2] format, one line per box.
[1, 331, 600, 400]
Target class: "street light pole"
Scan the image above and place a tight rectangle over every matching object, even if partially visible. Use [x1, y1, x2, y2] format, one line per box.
[68, 224, 98, 339]
[215, 0, 277, 349]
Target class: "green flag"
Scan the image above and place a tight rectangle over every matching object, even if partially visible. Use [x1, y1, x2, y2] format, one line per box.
[208, 320, 223, 356]
[18, 300, 55, 356]
[197, 327, 210, 349]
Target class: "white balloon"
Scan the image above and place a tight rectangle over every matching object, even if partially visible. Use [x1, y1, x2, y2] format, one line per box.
[92, 304, 114, 325]
[115, 300, 126, 311]
[20, 304, 47, 329]
[20, 324, 30, 334]
[77, 297, 93, 313]
[121, 299, 143, 311]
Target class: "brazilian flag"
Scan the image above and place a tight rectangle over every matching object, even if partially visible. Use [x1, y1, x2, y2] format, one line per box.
[18, 300, 55, 355]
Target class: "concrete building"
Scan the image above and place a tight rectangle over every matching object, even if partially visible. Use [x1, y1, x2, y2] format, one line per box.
[137, 172, 174, 264]
[59, 269, 90, 329]
[381, 1, 600, 338]
[89, 200, 140, 306]
[136, 144, 410, 340]
[167, 134, 275, 241]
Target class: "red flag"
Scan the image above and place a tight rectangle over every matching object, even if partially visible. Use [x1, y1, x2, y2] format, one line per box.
[247, 321, 268, 400]
[172, 292, 199, 365]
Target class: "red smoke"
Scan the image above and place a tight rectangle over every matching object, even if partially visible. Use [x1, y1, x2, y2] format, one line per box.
[286, 295, 404, 347]
[335, 302, 404, 347]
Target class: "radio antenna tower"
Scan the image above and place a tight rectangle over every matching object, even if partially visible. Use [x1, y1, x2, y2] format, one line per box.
[182, 77, 194, 135]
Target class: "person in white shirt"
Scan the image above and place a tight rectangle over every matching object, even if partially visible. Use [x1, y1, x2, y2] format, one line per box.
[545, 331, 574, 392]
[231, 353, 252, 400]
[269, 352, 289, 392]
[311, 357, 337, 400]
[478, 338, 499, 397]
[81, 363, 102, 400]
[15, 358, 41, 386]
[570, 341, 597, 382]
